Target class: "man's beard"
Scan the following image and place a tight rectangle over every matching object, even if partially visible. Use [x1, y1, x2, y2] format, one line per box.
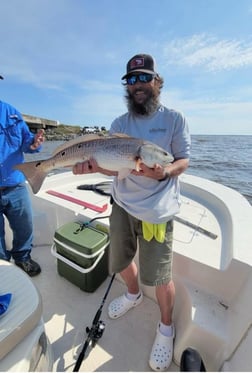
[125, 87, 160, 115]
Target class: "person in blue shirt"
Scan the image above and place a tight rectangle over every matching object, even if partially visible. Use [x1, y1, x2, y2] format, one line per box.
[0, 75, 45, 276]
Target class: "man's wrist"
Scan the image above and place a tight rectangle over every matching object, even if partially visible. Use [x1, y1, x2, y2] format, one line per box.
[158, 171, 170, 182]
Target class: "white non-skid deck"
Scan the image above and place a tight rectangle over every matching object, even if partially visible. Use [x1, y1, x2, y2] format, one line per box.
[2, 171, 252, 371]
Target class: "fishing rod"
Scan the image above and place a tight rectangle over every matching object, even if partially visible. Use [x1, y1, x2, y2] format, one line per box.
[73, 272, 116, 372]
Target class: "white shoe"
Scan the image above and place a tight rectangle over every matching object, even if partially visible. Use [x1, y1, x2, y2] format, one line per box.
[149, 323, 175, 371]
[108, 292, 143, 319]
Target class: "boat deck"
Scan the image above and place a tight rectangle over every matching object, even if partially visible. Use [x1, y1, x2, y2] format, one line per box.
[32, 243, 179, 372]
[2, 171, 252, 371]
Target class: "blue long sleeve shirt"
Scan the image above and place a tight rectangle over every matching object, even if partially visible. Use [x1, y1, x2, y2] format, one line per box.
[0, 100, 42, 187]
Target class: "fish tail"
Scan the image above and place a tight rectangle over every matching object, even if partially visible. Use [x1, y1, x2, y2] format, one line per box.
[14, 160, 48, 194]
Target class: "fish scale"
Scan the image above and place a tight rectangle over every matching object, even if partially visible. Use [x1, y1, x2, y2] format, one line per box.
[14, 134, 174, 194]
[53, 138, 140, 170]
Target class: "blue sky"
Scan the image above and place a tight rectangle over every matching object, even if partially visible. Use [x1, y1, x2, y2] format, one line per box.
[1, 0, 252, 135]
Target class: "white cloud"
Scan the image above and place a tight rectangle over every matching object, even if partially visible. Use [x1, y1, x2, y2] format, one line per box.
[1, 2, 251, 135]
[163, 34, 252, 72]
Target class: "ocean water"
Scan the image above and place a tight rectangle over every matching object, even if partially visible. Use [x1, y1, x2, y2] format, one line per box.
[25, 135, 252, 205]
[188, 135, 252, 205]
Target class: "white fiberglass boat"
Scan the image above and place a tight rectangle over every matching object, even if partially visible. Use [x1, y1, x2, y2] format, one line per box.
[0, 171, 251, 371]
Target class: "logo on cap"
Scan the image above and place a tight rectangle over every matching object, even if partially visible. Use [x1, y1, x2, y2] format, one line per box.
[130, 57, 145, 69]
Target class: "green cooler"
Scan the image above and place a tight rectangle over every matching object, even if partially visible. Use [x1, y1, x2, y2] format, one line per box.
[51, 221, 109, 292]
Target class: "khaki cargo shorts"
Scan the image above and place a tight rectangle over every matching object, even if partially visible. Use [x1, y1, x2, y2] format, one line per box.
[109, 202, 174, 286]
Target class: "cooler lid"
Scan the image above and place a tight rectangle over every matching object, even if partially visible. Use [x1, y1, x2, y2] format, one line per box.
[54, 222, 109, 255]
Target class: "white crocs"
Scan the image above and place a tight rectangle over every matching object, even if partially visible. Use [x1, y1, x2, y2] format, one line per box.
[149, 323, 175, 371]
[108, 292, 143, 319]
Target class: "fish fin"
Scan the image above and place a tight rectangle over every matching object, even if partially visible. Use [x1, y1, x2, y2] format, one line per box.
[112, 133, 132, 138]
[118, 168, 132, 179]
[54, 133, 134, 155]
[135, 159, 142, 172]
[14, 161, 48, 194]
[52, 134, 102, 155]
[117, 159, 142, 178]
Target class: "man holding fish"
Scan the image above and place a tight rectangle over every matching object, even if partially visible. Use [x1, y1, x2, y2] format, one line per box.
[0, 74, 45, 276]
[73, 54, 191, 371]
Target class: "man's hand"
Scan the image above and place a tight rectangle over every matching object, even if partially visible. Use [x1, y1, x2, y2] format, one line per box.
[131, 158, 189, 180]
[131, 163, 168, 181]
[30, 129, 45, 150]
[73, 158, 99, 175]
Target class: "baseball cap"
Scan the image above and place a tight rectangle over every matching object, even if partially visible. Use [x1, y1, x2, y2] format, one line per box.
[122, 54, 157, 79]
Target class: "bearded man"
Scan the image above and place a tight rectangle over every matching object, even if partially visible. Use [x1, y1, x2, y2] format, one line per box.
[73, 54, 191, 371]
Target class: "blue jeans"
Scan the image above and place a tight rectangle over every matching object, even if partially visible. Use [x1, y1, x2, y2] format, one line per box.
[0, 184, 33, 262]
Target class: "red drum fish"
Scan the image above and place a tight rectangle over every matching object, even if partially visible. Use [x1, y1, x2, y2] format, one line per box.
[14, 133, 174, 194]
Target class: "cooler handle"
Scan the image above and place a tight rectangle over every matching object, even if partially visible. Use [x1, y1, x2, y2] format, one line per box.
[53, 237, 109, 259]
[51, 243, 105, 274]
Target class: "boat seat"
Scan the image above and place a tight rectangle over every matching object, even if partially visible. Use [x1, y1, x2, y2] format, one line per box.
[172, 278, 228, 371]
[0, 260, 42, 360]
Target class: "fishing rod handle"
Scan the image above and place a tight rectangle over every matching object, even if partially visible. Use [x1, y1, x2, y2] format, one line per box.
[73, 339, 90, 372]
